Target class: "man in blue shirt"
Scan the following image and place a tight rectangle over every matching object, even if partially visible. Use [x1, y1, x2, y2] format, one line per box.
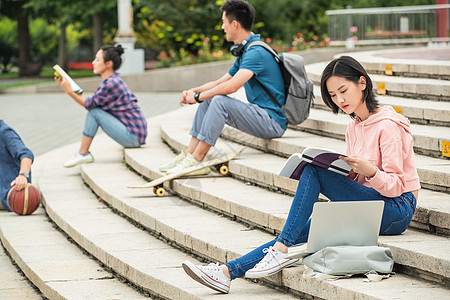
[0, 120, 34, 211]
[160, 0, 286, 175]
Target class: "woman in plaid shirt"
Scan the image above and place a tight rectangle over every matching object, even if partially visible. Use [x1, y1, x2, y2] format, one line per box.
[55, 44, 147, 168]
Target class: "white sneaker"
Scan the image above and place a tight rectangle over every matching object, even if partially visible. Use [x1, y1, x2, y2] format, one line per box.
[245, 246, 299, 278]
[166, 153, 210, 175]
[182, 260, 230, 294]
[159, 152, 186, 172]
[63, 152, 94, 168]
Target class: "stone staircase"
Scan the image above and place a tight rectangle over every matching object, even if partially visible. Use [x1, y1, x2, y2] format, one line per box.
[1, 47, 449, 299]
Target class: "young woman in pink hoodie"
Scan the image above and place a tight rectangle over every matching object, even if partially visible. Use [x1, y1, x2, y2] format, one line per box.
[182, 56, 420, 294]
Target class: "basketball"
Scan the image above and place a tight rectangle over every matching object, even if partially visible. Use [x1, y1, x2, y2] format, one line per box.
[6, 184, 41, 215]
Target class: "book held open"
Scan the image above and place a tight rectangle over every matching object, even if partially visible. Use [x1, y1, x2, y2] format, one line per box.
[53, 64, 83, 95]
[279, 147, 351, 180]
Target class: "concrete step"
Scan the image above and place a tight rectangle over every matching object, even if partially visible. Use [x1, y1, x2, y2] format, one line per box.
[158, 110, 450, 236]
[222, 124, 450, 195]
[164, 105, 450, 195]
[0, 208, 146, 299]
[307, 61, 450, 101]
[312, 85, 450, 127]
[0, 241, 42, 300]
[34, 124, 298, 300]
[125, 118, 450, 286]
[89, 153, 450, 299]
[293, 107, 450, 160]
[224, 86, 449, 160]
[337, 48, 450, 80]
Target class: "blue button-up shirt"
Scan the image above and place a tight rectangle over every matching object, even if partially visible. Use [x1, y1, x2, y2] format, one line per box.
[0, 120, 34, 211]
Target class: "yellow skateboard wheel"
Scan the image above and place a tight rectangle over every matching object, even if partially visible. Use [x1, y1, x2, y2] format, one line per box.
[153, 187, 157, 194]
[155, 187, 165, 197]
[219, 165, 229, 175]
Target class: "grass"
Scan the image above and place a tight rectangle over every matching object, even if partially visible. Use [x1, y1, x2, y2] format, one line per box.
[0, 65, 94, 91]
[0, 80, 49, 92]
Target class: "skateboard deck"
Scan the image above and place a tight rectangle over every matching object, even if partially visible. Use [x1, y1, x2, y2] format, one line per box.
[128, 147, 244, 195]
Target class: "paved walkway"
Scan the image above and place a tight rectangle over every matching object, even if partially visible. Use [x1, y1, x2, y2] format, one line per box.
[0, 91, 181, 156]
[374, 47, 450, 60]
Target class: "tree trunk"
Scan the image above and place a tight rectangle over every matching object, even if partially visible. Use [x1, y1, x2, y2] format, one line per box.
[17, 11, 40, 76]
[93, 12, 103, 53]
[58, 25, 68, 69]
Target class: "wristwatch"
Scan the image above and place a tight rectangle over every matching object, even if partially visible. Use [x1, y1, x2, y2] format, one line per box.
[194, 92, 201, 103]
[19, 172, 29, 179]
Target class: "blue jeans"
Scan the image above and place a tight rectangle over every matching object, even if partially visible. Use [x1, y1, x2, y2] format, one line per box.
[225, 164, 416, 280]
[83, 108, 140, 148]
[190, 95, 285, 146]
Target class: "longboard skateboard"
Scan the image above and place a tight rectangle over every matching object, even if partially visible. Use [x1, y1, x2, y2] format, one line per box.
[128, 147, 244, 196]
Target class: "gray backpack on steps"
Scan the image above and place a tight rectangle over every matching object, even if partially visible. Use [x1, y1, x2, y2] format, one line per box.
[247, 40, 314, 125]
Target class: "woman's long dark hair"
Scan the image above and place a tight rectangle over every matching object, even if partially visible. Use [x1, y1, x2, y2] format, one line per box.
[320, 56, 379, 119]
[100, 44, 124, 71]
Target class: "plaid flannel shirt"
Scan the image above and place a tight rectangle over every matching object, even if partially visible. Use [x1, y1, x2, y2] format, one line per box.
[84, 73, 147, 145]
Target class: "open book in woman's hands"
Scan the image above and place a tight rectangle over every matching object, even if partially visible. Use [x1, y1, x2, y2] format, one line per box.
[279, 147, 351, 180]
[53, 64, 83, 95]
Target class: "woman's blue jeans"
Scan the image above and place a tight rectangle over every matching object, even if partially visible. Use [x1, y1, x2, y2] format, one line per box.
[83, 108, 140, 148]
[225, 164, 417, 280]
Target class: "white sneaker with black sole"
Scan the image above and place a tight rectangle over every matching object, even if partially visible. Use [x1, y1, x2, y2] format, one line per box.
[182, 260, 230, 294]
[245, 246, 299, 278]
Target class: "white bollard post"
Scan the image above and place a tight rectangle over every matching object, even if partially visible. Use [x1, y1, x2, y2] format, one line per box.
[114, 0, 145, 75]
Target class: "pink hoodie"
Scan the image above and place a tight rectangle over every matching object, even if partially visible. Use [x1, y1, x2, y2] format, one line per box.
[346, 106, 421, 198]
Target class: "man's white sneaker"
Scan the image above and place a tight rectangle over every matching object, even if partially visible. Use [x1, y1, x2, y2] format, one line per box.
[63, 152, 94, 168]
[159, 152, 186, 172]
[245, 246, 299, 278]
[166, 153, 210, 175]
[182, 260, 230, 294]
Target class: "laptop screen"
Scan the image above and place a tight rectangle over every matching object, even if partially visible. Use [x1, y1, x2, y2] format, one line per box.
[306, 201, 385, 253]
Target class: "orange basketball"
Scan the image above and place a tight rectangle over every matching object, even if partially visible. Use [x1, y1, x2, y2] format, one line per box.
[7, 184, 41, 215]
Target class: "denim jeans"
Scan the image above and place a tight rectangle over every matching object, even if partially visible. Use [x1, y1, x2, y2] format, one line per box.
[83, 108, 140, 148]
[225, 164, 417, 280]
[190, 95, 285, 146]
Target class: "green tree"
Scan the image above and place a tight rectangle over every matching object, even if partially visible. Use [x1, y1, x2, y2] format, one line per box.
[251, 0, 330, 42]
[28, 0, 116, 68]
[0, 0, 41, 76]
[0, 17, 18, 73]
[134, 0, 225, 58]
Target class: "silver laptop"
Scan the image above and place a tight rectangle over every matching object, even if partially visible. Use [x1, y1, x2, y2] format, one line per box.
[286, 201, 385, 259]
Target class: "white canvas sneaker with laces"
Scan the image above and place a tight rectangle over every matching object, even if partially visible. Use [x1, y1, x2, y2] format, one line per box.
[166, 153, 210, 175]
[63, 152, 94, 168]
[182, 260, 231, 294]
[159, 151, 186, 172]
[245, 246, 299, 278]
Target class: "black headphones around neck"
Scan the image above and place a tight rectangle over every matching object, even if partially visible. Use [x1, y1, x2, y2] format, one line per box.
[230, 32, 255, 57]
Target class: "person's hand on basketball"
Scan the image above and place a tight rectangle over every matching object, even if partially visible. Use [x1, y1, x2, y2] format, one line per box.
[54, 76, 72, 94]
[10, 174, 27, 191]
[339, 155, 377, 179]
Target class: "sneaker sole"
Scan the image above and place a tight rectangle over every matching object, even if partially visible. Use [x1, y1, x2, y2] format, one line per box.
[245, 258, 299, 278]
[182, 261, 230, 294]
[63, 158, 94, 168]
